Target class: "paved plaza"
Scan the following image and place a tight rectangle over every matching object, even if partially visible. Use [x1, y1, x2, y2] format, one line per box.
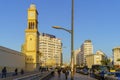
[49, 71, 97, 80]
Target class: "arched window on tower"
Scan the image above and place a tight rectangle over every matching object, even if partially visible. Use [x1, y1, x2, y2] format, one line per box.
[30, 22, 32, 29]
[32, 22, 34, 29]
[28, 22, 31, 29]
[31, 22, 33, 29]
[28, 22, 35, 29]
[33, 23, 35, 29]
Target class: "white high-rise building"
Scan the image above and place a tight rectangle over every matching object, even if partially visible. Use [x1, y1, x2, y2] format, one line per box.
[74, 48, 81, 66]
[39, 33, 62, 67]
[80, 40, 93, 66]
[79, 51, 84, 66]
[81, 40, 93, 55]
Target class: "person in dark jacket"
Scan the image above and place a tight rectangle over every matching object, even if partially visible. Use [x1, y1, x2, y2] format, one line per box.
[1, 67, 7, 78]
[64, 69, 69, 79]
[20, 69, 24, 75]
[15, 68, 18, 75]
[57, 68, 61, 77]
[100, 70, 105, 80]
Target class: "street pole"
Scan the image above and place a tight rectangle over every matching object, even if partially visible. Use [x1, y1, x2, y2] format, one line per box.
[71, 0, 74, 80]
[52, 0, 74, 79]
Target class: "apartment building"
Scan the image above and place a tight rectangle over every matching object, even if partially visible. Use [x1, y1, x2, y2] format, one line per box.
[113, 47, 120, 66]
[39, 33, 62, 67]
[80, 40, 93, 66]
[86, 50, 105, 68]
[74, 48, 81, 66]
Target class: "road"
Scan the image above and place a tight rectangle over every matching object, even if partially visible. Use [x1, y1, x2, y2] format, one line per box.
[49, 71, 97, 80]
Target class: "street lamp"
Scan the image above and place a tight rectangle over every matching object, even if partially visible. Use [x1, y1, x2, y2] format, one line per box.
[52, 26, 74, 79]
[52, 26, 71, 33]
[52, 0, 74, 79]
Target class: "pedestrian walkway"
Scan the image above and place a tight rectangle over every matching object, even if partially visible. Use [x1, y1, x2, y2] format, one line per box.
[49, 71, 97, 80]
[0, 71, 39, 80]
[0, 71, 50, 80]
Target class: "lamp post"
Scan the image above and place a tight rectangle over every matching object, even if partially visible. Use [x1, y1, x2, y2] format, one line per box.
[52, 0, 74, 79]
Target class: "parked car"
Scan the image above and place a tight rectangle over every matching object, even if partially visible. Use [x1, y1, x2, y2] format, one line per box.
[76, 69, 80, 73]
[83, 68, 89, 75]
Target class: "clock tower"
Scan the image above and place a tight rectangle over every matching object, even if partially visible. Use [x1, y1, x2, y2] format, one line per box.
[23, 4, 39, 71]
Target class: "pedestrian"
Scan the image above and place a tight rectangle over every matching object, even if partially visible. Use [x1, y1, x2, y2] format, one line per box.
[1, 67, 7, 78]
[20, 69, 24, 75]
[39, 66, 41, 72]
[62, 68, 66, 73]
[41, 67, 43, 72]
[65, 69, 69, 79]
[100, 70, 105, 80]
[15, 68, 18, 75]
[57, 68, 61, 77]
[51, 71, 55, 76]
[89, 68, 92, 76]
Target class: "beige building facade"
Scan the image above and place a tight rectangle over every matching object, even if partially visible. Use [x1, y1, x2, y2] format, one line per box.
[113, 47, 120, 66]
[74, 48, 81, 66]
[79, 51, 84, 66]
[0, 46, 25, 72]
[86, 50, 105, 68]
[80, 40, 93, 66]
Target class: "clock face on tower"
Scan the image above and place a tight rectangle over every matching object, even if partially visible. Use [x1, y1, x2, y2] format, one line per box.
[30, 12, 34, 16]
[29, 12, 35, 19]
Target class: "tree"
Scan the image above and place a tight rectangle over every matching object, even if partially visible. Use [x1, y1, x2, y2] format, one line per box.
[101, 59, 111, 66]
[38, 52, 43, 66]
[46, 59, 56, 67]
[117, 58, 120, 61]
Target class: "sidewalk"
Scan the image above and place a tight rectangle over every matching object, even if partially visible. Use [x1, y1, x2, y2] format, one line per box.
[0, 71, 48, 80]
[0, 71, 39, 80]
[49, 71, 97, 80]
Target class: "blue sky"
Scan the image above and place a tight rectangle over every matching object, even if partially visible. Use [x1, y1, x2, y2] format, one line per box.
[0, 0, 120, 63]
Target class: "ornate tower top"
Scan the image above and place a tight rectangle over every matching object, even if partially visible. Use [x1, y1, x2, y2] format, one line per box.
[26, 4, 38, 31]
[30, 4, 36, 9]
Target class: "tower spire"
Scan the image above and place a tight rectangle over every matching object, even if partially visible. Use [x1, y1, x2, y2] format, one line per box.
[27, 4, 38, 30]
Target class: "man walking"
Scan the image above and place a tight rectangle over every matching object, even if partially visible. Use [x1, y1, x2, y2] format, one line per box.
[1, 67, 7, 78]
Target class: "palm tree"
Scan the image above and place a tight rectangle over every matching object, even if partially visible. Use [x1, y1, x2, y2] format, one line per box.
[117, 58, 120, 61]
[101, 59, 111, 66]
[117, 58, 120, 66]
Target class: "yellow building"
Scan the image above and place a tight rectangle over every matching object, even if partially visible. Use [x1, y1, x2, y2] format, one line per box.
[22, 4, 62, 71]
[22, 4, 39, 71]
[86, 50, 105, 68]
